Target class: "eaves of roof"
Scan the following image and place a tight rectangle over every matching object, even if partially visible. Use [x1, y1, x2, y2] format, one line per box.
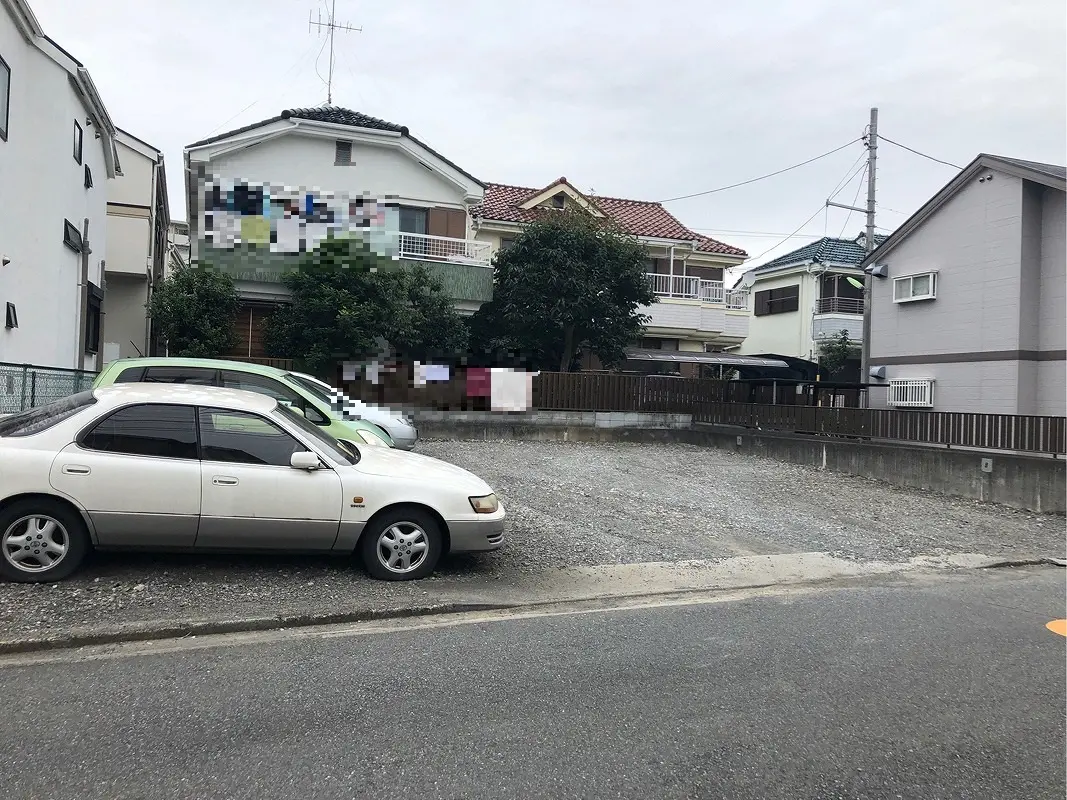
[861, 153, 1067, 268]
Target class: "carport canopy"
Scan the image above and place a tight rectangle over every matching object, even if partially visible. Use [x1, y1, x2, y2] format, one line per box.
[624, 349, 789, 368]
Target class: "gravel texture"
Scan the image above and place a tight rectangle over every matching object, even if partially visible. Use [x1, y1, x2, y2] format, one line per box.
[0, 440, 1061, 641]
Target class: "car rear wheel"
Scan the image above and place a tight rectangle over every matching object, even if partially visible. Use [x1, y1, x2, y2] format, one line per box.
[360, 508, 442, 581]
[0, 499, 90, 583]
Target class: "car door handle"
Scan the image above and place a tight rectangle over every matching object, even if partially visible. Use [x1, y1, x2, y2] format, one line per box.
[212, 476, 239, 486]
[62, 465, 90, 475]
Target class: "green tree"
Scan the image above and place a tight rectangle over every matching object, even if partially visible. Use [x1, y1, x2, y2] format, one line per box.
[149, 265, 239, 357]
[265, 237, 468, 376]
[468, 210, 655, 372]
[817, 329, 860, 379]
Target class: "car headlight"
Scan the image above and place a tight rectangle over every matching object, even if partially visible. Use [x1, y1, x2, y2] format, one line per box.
[469, 493, 499, 514]
[357, 430, 387, 447]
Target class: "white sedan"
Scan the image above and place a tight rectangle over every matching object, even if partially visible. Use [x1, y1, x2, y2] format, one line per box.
[0, 384, 505, 583]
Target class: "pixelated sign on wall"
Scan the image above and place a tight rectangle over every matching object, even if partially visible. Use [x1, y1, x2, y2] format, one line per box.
[198, 175, 400, 257]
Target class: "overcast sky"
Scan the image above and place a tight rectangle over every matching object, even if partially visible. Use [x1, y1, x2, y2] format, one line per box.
[28, 0, 1067, 267]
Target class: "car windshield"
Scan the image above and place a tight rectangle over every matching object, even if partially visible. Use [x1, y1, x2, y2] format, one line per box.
[0, 391, 98, 437]
[273, 401, 358, 465]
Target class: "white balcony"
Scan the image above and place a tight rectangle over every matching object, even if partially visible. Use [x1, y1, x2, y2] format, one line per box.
[646, 274, 748, 309]
[399, 232, 492, 267]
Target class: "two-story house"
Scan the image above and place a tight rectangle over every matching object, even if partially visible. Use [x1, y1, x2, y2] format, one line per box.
[102, 129, 169, 362]
[183, 106, 489, 359]
[862, 154, 1065, 415]
[735, 233, 885, 380]
[0, 0, 119, 372]
[470, 178, 750, 374]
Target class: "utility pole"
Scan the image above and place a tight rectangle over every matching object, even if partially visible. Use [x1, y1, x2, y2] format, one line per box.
[860, 108, 878, 387]
[309, 0, 362, 105]
[824, 108, 878, 393]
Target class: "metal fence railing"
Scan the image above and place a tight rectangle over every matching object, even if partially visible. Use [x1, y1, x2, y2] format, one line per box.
[0, 363, 97, 414]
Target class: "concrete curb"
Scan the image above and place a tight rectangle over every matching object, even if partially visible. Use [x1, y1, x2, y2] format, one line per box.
[2, 553, 1061, 656]
[0, 601, 517, 656]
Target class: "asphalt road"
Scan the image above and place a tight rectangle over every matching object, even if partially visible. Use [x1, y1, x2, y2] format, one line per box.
[1, 567, 1063, 800]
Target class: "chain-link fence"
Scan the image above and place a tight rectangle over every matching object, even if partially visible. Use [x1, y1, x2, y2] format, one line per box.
[0, 362, 97, 414]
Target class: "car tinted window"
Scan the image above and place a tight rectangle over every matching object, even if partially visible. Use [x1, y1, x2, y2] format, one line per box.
[142, 367, 217, 385]
[199, 408, 306, 467]
[0, 391, 98, 437]
[275, 402, 358, 465]
[113, 367, 145, 383]
[220, 371, 329, 424]
[287, 373, 334, 403]
[81, 403, 198, 459]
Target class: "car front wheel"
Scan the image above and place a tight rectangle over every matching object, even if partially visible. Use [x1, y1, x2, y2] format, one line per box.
[360, 507, 443, 581]
[0, 499, 90, 583]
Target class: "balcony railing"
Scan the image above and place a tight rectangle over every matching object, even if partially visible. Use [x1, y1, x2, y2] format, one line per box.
[646, 273, 749, 309]
[816, 296, 864, 314]
[724, 289, 748, 310]
[398, 232, 492, 267]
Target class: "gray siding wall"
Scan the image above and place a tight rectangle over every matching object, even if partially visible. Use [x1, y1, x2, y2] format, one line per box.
[1038, 187, 1067, 353]
[870, 170, 1025, 360]
[869, 168, 1066, 415]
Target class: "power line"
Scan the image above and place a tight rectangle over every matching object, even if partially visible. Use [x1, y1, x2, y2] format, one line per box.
[203, 42, 318, 136]
[688, 227, 826, 238]
[745, 146, 873, 264]
[660, 139, 862, 203]
[747, 207, 827, 263]
[837, 164, 868, 239]
[880, 135, 962, 169]
[827, 150, 867, 200]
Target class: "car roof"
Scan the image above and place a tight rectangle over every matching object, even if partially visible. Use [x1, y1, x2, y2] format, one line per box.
[103, 357, 288, 378]
[91, 384, 279, 414]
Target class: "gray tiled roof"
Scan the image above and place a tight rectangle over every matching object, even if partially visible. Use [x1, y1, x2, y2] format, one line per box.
[753, 233, 887, 273]
[187, 106, 406, 148]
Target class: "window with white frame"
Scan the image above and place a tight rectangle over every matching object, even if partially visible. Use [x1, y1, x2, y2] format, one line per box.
[887, 378, 935, 408]
[893, 271, 937, 303]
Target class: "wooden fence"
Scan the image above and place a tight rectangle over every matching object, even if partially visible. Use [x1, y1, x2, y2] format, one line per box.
[538, 372, 1065, 456]
[693, 402, 1066, 455]
[336, 367, 1066, 455]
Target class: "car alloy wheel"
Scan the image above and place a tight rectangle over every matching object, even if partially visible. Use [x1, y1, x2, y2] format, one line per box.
[375, 522, 430, 575]
[3, 514, 70, 574]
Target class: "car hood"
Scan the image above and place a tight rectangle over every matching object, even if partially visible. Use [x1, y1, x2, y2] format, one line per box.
[355, 448, 492, 492]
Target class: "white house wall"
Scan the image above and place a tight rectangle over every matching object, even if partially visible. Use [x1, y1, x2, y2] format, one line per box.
[105, 213, 149, 275]
[109, 139, 155, 207]
[736, 271, 815, 358]
[203, 135, 470, 213]
[0, 11, 108, 370]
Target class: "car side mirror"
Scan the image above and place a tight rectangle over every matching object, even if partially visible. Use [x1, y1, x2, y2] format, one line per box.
[290, 451, 321, 471]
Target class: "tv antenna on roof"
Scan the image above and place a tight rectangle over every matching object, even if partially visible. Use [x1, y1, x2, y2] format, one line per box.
[309, 0, 362, 105]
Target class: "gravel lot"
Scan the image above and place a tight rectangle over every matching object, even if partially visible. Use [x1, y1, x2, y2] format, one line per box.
[0, 440, 1061, 641]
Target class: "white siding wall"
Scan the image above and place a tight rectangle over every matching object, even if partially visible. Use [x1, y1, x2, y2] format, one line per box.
[109, 141, 154, 207]
[205, 134, 469, 212]
[0, 17, 108, 370]
[736, 271, 815, 357]
[105, 214, 149, 275]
